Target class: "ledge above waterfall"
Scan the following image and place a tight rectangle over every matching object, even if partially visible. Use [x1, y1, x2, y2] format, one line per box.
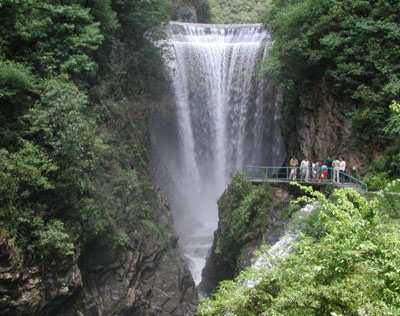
[170, 21, 264, 29]
[168, 21, 268, 44]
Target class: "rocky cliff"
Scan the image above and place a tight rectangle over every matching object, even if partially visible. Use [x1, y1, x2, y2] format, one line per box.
[0, 190, 197, 316]
[174, 0, 210, 23]
[0, 237, 82, 315]
[286, 80, 363, 176]
[66, 190, 197, 316]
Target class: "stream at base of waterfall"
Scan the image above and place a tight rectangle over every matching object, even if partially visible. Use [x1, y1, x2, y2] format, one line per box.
[161, 22, 286, 285]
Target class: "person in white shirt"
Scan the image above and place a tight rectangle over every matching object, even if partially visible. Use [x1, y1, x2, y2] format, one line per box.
[312, 160, 320, 181]
[300, 157, 310, 181]
[339, 157, 346, 183]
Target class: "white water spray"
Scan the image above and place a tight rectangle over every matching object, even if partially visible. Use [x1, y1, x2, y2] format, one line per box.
[246, 204, 316, 289]
[159, 22, 286, 284]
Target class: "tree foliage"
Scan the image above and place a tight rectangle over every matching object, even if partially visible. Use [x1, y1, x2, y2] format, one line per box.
[384, 101, 400, 138]
[0, 0, 177, 267]
[0, 0, 103, 77]
[209, 0, 271, 24]
[263, 0, 400, 158]
[216, 174, 272, 260]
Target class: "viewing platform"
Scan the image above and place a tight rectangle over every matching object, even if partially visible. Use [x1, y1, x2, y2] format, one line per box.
[244, 166, 368, 192]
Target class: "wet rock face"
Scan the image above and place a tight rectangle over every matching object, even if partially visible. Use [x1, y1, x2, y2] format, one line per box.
[173, 0, 210, 23]
[0, 239, 82, 316]
[73, 229, 197, 316]
[196, 230, 233, 297]
[175, 5, 198, 22]
[288, 80, 362, 175]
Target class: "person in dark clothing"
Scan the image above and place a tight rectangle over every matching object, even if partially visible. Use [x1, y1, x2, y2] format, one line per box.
[326, 156, 333, 181]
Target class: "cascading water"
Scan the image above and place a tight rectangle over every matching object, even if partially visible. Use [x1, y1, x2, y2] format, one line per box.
[156, 22, 286, 285]
[245, 204, 316, 289]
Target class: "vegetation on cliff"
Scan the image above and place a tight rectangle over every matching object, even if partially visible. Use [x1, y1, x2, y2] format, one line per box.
[215, 174, 272, 265]
[209, 0, 270, 23]
[263, 0, 400, 180]
[0, 0, 178, 271]
[197, 183, 400, 315]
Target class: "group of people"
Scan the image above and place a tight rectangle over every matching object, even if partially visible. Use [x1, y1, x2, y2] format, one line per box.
[288, 155, 347, 183]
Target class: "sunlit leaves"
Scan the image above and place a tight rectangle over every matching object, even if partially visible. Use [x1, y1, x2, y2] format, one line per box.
[197, 188, 400, 315]
[26, 78, 93, 158]
[384, 100, 400, 137]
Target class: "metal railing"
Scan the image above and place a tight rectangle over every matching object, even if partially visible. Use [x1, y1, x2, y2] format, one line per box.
[243, 165, 368, 191]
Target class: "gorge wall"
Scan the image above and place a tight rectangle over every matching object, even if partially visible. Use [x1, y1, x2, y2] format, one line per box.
[64, 191, 197, 316]
[285, 81, 363, 176]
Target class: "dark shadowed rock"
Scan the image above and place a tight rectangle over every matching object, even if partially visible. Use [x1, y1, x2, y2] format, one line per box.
[59, 189, 197, 316]
[285, 79, 363, 176]
[176, 5, 198, 23]
[0, 190, 197, 316]
[0, 237, 82, 316]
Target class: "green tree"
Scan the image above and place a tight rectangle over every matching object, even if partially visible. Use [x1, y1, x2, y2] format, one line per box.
[217, 174, 272, 259]
[0, 0, 103, 76]
[384, 100, 400, 137]
[0, 61, 38, 148]
[209, 0, 271, 23]
[25, 78, 97, 210]
[0, 140, 74, 262]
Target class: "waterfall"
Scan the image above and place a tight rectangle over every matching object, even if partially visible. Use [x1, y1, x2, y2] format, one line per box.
[156, 22, 286, 285]
[246, 204, 315, 289]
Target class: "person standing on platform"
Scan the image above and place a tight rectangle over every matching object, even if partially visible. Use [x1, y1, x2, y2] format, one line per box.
[300, 157, 310, 181]
[321, 164, 328, 180]
[312, 160, 319, 181]
[326, 156, 333, 181]
[340, 157, 346, 183]
[289, 155, 299, 180]
[316, 159, 321, 179]
[332, 157, 340, 183]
